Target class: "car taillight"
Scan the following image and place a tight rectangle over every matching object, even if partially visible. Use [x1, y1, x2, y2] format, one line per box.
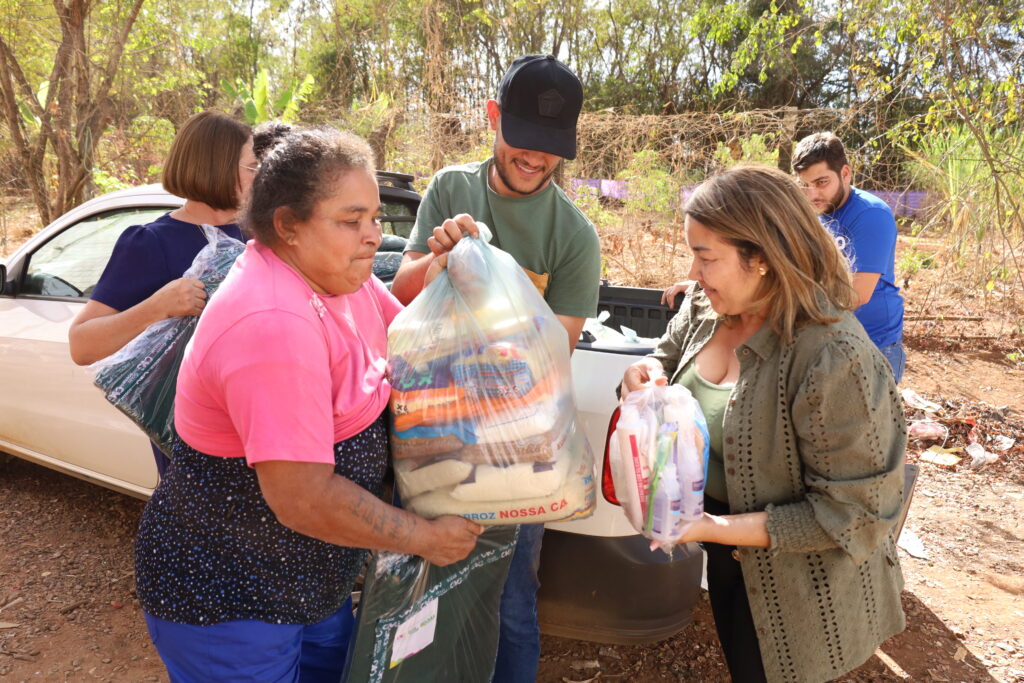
[601, 407, 621, 505]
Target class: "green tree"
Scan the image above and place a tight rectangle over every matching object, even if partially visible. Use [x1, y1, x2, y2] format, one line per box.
[0, 0, 146, 225]
[222, 68, 316, 124]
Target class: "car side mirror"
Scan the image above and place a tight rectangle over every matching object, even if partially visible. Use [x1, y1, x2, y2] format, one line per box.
[0, 263, 6, 295]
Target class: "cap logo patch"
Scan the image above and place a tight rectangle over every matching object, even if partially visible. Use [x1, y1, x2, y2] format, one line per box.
[537, 89, 565, 118]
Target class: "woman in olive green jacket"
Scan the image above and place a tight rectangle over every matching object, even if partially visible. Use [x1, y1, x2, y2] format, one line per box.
[621, 164, 906, 683]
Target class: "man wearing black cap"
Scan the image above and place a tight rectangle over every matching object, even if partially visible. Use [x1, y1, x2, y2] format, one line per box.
[392, 55, 600, 682]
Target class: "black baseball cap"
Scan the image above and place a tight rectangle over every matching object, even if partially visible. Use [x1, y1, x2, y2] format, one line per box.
[497, 54, 583, 160]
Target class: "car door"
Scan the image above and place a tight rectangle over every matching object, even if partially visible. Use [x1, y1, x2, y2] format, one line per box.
[0, 206, 169, 496]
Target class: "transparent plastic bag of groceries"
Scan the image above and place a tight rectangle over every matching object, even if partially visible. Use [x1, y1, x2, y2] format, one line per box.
[89, 226, 245, 456]
[387, 224, 595, 525]
[609, 384, 710, 555]
[342, 526, 516, 683]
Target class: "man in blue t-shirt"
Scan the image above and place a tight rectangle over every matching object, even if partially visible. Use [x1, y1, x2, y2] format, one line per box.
[793, 132, 906, 382]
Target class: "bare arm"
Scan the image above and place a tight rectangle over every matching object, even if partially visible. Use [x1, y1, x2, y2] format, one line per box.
[390, 250, 433, 305]
[682, 511, 771, 548]
[394, 216, 582, 353]
[850, 272, 881, 308]
[256, 460, 482, 566]
[556, 314, 585, 354]
[68, 277, 207, 365]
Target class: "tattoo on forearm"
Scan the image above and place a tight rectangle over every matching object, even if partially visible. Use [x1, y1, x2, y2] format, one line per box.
[343, 488, 416, 549]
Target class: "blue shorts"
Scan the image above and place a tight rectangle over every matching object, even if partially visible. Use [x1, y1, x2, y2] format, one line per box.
[144, 598, 354, 683]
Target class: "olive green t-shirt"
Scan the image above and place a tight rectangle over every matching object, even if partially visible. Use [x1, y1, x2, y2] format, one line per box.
[674, 358, 731, 503]
[406, 158, 601, 319]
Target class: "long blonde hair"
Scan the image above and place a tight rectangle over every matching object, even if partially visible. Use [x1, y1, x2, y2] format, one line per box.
[685, 163, 855, 343]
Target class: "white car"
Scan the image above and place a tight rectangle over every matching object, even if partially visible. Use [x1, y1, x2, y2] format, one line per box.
[1, 187, 174, 494]
[0, 178, 419, 495]
[0, 183, 704, 645]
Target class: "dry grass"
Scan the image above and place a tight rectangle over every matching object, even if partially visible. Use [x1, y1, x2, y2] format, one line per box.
[0, 194, 40, 258]
[597, 209, 691, 288]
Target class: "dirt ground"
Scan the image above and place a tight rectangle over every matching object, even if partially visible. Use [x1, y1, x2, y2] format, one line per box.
[1, 365, 1022, 683]
[2, 198, 1023, 681]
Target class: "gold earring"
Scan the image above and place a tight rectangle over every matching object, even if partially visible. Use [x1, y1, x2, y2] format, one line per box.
[759, 267, 767, 276]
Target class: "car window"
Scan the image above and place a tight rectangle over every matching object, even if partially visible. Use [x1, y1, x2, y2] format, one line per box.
[21, 208, 170, 299]
[381, 200, 414, 217]
[380, 199, 416, 239]
[380, 217, 415, 239]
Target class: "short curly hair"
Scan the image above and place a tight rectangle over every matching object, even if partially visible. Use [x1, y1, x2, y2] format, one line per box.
[252, 120, 293, 161]
[242, 127, 376, 246]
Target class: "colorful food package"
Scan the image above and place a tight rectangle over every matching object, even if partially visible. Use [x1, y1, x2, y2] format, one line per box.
[609, 384, 709, 553]
[89, 226, 244, 455]
[387, 225, 594, 525]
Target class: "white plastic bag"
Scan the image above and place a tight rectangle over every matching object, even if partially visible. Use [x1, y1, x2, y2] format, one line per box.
[387, 225, 594, 525]
[609, 384, 709, 554]
[582, 310, 660, 347]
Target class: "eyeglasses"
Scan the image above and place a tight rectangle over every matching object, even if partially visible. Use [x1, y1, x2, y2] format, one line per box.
[239, 163, 260, 173]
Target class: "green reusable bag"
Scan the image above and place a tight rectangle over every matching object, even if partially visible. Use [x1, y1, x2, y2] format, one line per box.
[343, 526, 517, 683]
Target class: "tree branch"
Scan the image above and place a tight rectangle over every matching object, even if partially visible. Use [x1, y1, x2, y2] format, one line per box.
[0, 38, 52, 224]
[96, 0, 145, 101]
[0, 38, 47, 123]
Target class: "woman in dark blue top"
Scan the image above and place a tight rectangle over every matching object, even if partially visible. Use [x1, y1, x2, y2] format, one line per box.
[69, 110, 256, 476]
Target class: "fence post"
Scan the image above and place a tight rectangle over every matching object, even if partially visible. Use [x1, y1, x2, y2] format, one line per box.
[776, 106, 798, 173]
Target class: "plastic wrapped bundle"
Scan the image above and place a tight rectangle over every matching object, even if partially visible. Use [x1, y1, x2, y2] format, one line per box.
[387, 225, 594, 525]
[373, 234, 409, 282]
[90, 226, 245, 455]
[373, 251, 404, 282]
[343, 526, 516, 682]
[608, 384, 709, 554]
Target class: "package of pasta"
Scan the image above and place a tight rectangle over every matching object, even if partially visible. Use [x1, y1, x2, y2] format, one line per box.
[387, 224, 594, 525]
[608, 384, 710, 554]
[89, 226, 244, 456]
[342, 526, 516, 682]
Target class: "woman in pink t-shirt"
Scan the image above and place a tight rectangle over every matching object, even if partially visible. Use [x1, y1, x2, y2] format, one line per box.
[134, 127, 483, 681]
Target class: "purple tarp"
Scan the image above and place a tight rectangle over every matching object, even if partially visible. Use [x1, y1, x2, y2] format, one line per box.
[569, 179, 928, 218]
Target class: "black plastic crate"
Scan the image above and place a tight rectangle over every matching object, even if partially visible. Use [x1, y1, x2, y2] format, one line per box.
[596, 284, 677, 339]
